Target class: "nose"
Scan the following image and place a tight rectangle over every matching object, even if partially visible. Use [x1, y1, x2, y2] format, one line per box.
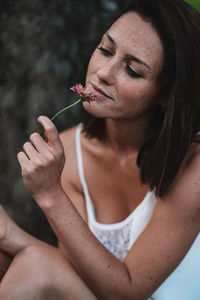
[97, 59, 116, 85]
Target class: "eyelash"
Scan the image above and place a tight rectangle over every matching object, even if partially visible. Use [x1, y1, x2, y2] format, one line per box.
[126, 65, 141, 79]
[98, 46, 111, 56]
[97, 47, 141, 79]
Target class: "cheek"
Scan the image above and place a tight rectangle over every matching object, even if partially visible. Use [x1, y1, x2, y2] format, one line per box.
[116, 80, 141, 103]
[117, 80, 158, 110]
[86, 51, 100, 79]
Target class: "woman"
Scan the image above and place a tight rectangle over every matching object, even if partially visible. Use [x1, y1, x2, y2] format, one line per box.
[0, 0, 200, 299]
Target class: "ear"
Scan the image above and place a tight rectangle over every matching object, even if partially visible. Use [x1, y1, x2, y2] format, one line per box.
[157, 95, 168, 107]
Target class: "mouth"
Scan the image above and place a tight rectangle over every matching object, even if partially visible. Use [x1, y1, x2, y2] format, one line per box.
[91, 83, 113, 100]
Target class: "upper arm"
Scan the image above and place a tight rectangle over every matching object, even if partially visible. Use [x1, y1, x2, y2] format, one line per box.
[58, 127, 88, 254]
[124, 145, 200, 299]
[59, 126, 87, 223]
[124, 198, 199, 298]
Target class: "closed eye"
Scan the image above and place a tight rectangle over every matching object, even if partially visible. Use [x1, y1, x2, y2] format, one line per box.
[126, 65, 141, 79]
[98, 46, 142, 79]
[98, 46, 112, 56]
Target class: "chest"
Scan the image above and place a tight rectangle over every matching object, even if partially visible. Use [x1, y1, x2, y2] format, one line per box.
[83, 144, 149, 224]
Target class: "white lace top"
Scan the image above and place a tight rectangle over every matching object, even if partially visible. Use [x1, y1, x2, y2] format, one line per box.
[75, 124, 157, 261]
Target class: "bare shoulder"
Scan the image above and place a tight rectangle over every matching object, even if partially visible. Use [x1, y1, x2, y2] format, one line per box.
[59, 125, 77, 152]
[168, 141, 200, 217]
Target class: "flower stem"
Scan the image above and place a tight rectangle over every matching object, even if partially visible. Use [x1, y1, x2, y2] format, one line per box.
[40, 98, 82, 136]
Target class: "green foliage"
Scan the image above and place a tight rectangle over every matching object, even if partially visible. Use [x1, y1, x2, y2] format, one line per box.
[185, 0, 200, 13]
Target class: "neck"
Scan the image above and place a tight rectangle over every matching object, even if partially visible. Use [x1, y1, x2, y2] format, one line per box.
[105, 116, 153, 156]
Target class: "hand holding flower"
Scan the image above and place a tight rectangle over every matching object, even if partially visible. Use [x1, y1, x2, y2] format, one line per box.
[17, 84, 95, 206]
[17, 116, 65, 207]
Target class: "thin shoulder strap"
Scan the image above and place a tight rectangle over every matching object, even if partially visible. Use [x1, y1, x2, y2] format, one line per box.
[75, 124, 95, 225]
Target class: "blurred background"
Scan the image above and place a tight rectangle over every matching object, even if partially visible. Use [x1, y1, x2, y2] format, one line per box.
[0, 0, 130, 245]
[0, 0, 199, 245]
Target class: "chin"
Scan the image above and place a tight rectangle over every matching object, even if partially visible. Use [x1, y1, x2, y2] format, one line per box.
[83, 101, 110, 118]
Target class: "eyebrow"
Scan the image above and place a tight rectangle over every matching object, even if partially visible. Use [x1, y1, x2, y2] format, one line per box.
[105, 32, 151, 72]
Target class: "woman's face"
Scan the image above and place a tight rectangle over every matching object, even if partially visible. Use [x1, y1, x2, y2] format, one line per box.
[84, 12, 164, 120]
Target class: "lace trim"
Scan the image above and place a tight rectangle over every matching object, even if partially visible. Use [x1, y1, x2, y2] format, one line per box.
[91, 217, 133, 261]
[75, 123, 156, 263]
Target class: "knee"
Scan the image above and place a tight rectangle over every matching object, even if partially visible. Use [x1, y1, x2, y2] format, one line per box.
[13, 245, 59, 288]
[0, 250, 12, 281]
[0, 246, 57, 299]
[17, 244, 52, 265]
[15, 245, 70, 285]
[19, 244, 69, 268]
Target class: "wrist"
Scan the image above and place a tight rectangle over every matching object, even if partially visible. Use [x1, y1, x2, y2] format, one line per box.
[34, 184, 67, 210]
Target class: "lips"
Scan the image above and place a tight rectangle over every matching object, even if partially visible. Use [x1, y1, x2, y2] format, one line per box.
[91, 83, 112, 99]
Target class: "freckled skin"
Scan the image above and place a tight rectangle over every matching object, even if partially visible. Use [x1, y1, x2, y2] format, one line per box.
[0, 11, 200, 300]
[84, 12, 164, 122]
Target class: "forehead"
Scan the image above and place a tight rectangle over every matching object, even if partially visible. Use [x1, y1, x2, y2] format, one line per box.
[108, 12, 164, 73]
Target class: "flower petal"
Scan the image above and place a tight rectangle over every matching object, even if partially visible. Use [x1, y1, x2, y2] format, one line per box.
[70, 84, 96, 102]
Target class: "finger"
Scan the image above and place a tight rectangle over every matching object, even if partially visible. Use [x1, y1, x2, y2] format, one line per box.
[17, 151, 30, 167]
[30, 132, 49, 154]
[23, 142, 39, 160]
[37, 116, 61, 147]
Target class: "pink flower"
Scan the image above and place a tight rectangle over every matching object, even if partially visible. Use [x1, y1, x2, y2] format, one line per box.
[70, 84, 96, 103]
[40, 83, 96, 135]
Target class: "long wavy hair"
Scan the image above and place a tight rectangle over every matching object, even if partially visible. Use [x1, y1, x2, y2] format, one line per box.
[82, 0, 200, 197]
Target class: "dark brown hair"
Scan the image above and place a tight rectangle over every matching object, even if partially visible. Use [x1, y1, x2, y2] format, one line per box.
[83, 0, 200, 197]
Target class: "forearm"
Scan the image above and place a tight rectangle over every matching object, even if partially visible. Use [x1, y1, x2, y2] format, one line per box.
[0, 216, 51, 257]
[40, 189, 133, 300]
[16, 118, 135, 299]
[8, 226, 51, 254]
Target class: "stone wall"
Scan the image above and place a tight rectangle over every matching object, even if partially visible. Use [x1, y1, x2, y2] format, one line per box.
[0, 0, 130, 244]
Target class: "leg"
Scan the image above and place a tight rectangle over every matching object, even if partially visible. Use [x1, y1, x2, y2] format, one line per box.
[0, 204, 48, 256]
[0, 245, 98, 300]
[0, 250, 12, 281]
